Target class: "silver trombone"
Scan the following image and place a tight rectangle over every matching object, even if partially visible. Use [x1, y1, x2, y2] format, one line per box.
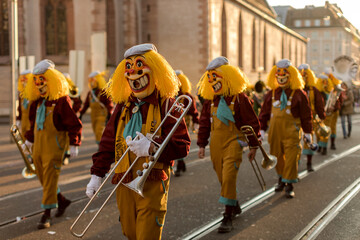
[240, 125, 277, 191]
[70, 95, 192, 238]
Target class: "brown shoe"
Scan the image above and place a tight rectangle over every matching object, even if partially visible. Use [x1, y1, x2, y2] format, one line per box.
[231, 201, 242, 219]
[37, 214, 51, 229]
[275, 177, 285, 192]
[285, 184, 295, 198]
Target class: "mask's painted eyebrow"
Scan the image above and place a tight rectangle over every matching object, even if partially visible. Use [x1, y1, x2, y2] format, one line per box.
[126, 55, 146, 60]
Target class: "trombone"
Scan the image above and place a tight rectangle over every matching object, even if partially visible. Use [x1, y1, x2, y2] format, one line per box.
[70, 95, 192, 238]
[240, 125, 277, 191]
[10, 125, 36, 179]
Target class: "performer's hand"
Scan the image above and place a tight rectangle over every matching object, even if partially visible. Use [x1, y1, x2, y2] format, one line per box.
[260, 130, 265, 140]
[16, 120, 21, 127]
[248, 148, 257, 162]
[198, 147, 205, 159]
[22, 140, 33, 154]
[86, 175, 102, 198]
[70, 145, 78, 157]
[304, 133, 312, 144]
[126, 132, 151, 157]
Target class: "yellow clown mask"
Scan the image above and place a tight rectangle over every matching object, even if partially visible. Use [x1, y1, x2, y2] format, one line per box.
[275, 68, 290, 88]
[298, 64, 310, 84]
[33, 74, 48, 97]
[124, 55, 155, 99]
[207, 70, 223, 95]
[19, 70, 31, 90]
[88, 71, 100, 89]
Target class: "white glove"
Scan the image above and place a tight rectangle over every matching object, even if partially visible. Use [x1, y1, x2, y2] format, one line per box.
[126, 131, 151, 157]
[260, 130, 265, 140]
[16, 120, 21, 127]
[22, 140, 33, 154]
[70, 145, 78, 157]
[86, 175, 102, 198]
[304, 133, 312, 144]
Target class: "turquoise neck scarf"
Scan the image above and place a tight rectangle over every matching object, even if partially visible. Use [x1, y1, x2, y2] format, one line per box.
[23, 99, 29, 110]
[123, 101, 145, 139]
[91, 89, 97, 102]
[280, 89, 287, 110]
[216, 96, 235, 126]
[36, 100, 46, 130]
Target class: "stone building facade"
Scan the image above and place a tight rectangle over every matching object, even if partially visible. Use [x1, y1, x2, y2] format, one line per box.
[0, 0, 306, 115]
[274, 1, 360, 75]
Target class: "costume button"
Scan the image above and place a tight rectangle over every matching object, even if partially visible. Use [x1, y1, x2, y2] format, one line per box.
[132, 106, 139, 113]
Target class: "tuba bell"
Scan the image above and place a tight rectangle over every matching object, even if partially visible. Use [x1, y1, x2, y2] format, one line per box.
[314, 115, 331, 138]
[240, 125, 277, 191]
[10, 125, 36, 179]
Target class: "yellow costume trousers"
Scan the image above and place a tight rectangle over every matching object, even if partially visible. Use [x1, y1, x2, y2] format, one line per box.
[33, 105, 68, 209]
[210, 103, 242, 206]
[90, 101, 107, 143]
[268, 100, 302, 183]
[302, 120, 317, 155]
[317, 111, 338, 147]
[116, 159, 170, 240]
[20, 99, 31, 135]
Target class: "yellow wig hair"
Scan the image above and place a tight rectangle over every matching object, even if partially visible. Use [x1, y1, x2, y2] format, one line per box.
[197, 64, 249, 100]
[328, 73, 342, 86]
[17, 73, 33, 93]
[89, 71, 108, 90]
[316, 75, 334, 93]
[178, 73, 192, 94]
[304, 69, 317, 87]
[266, 65, 304, 90]
[106, 50, 179, 103]
[24, 68, 69, 101]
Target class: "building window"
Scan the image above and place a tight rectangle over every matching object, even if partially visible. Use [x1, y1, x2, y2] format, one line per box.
[294, 20, 301, 27]
[221, 5, 227, 57]
[0, 0, 9, 56]
[324, 31, 330, 38]
[45, 0, 68, 56]
[238, 13, 243, 68]
[311, 31, 318, 39]
[312, 44, 318, 52]
[252, 19, 256, 70]
[338, 31, 342, 39]
[314, 19, 321, 26]
[324, 18, 330, 26]
[324, 43, 330, 52]
[312, 59, 318, 65]
[305, 20, 311, 27]
[324, 58, 330, 65]
[338, 44, 342, 52]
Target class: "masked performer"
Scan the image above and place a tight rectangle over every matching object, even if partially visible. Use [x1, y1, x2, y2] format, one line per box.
[173, 70, 199, 177]
[62, 73, 82, 165]
[23, 59, 82, 229]
[315, 73, 343, 155]
[298, 64, 325, 171]
[17, 69, 32, 135]
[79, 71, 114, 144]
[197, 57, 259, 233]
[85, 44, 191, 240]
[259, 59, 312, 198]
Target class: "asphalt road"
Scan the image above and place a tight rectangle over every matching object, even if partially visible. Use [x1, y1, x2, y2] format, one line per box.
[0, 114, 360, 240]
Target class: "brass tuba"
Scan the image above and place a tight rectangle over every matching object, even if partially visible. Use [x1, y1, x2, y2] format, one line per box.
[240, 125, 277, 191]
[70, 95, 192, 238]
[10, 125, 36, 179]
[314, 115, 331, 138]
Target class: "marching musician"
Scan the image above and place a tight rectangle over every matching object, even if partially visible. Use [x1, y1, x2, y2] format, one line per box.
[85, 44, 191, 240]
[62, 72, 82, 165]
[298, 64, 325, 171]
[79, 71, 114, 145]
[315, 73, 343, 154]
[197, 57, 260, 233]
[259, 59, 312, 198]
[17, 70, 33, 135]
[174, 70, 199, 177]
[23, 59, 82, 229]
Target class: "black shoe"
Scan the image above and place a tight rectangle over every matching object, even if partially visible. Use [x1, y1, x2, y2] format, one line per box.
[321, 147, 327, 155]
[174, 169, 181, 177]
[37, 214, 51, 229]
[348, 132, 351, 138]
[175, 160, 186, 177]
[218, 214, 233, 233]
[275, 177, 285, 192]
[285, 184, 295, 198]
[231, 202, 242, 219]
[55, 199, 71, 217]
[307, 163, 314, 172]
[330, 144, 336, 150]
[317, 147, 322, 153]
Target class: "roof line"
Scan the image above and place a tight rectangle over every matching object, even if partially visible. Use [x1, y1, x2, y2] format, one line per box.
[230, 0, 308, 42]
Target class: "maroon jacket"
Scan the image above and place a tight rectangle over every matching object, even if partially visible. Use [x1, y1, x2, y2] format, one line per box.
[197, 93, 261, 148]
[79, 88, 114, 118]
[304, 86, 326, 120]
[259, 87, 313, 133]
[179, 91, 199, 124]
[25, 96, 82, 146]
[91, 91, 191, 178]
